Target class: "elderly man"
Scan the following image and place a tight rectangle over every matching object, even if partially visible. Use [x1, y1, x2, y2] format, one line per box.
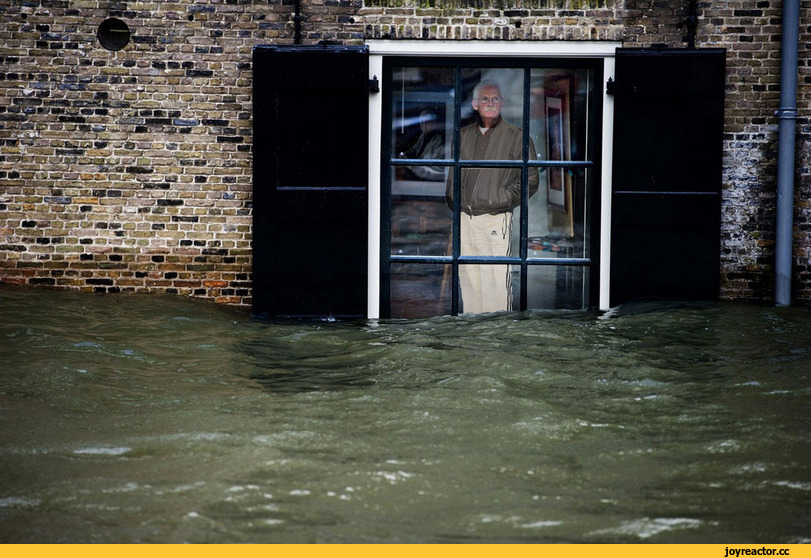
[446, 80, 539, 314]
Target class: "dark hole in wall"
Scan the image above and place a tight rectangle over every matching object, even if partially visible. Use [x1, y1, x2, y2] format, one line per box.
[98, 18, 130, 51]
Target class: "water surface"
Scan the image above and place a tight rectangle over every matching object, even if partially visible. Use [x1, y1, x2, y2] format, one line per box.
[1, 285, 809, 543]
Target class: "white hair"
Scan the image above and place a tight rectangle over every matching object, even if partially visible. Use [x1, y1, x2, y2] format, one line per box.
[472, 80, 502, 100]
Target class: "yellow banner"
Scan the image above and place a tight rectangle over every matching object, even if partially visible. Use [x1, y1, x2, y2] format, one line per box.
[5, 544, 809, 558]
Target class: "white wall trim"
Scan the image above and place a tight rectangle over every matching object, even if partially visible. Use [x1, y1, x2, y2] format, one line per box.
[367, 40, 621, 318]
[599, 55, 616, 311]
[368, 54, 384, 319]
[367, 40, 621, 58]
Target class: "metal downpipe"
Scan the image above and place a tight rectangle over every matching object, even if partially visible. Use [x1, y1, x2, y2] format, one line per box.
[293, 0, 302, 44]
[775, 0, 800, 306]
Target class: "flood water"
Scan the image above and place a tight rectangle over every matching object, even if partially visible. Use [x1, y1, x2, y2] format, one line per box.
[1, 285, 810, 543]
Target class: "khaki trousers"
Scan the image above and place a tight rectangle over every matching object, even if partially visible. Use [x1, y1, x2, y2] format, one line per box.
[460, 212, 513, 314]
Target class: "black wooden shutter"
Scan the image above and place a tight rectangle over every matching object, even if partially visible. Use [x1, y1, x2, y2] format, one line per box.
[253, 45, 369, 318]
[610, 48, 726, 306]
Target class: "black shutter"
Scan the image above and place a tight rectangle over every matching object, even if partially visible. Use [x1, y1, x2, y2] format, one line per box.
[610, 48, 726, 306]
[253, 45, 369, 318]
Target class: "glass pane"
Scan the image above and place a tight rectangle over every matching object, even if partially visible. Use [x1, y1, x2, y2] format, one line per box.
[392, 66, 453, 167]
[528, 68, 594, 252]
[459, 68, 525, 143]
[390, 263, 451, 318]
[528, 168, 591, 258]
[453, 168, 535, 259]
[459, 263, 515, 314]
[527, 265, 589, 310]
[452, 165, 531, 223]
[390, 171, 451, 257]
[529, 68, 593, 164]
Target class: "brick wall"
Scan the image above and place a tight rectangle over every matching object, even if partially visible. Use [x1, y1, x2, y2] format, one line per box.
[1, 0, 809, 306]
[360, 1, 624, 40]
[717, 0, 811, 303]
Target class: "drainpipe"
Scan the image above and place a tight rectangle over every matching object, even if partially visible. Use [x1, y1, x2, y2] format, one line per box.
[775, 0, 800, 306]
[684, 0, 698, 48]
[293, 0, 302, 45]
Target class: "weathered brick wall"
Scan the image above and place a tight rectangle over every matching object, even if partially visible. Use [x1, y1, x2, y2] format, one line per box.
[716, 0, 811, 303]
[621, 0, 811, 302]
[1, 1, 262, 304]
[1, 0, 809, 306]
[360, 0, 624, 40]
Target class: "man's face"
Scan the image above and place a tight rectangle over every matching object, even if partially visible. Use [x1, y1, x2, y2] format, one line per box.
[473, 85, 503, 121]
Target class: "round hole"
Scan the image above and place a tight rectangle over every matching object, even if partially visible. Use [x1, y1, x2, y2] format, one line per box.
[98, 18, 131, 51]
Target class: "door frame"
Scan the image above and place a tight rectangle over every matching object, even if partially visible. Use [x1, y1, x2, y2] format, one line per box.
[366, 40, 620, 318]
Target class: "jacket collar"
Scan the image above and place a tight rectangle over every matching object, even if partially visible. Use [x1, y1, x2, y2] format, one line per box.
[476, 115, 503, 130]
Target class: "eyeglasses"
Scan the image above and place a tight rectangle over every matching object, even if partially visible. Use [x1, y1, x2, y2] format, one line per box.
[477, 96, 502, 104]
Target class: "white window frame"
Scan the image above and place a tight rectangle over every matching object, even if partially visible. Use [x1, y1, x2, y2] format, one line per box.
[367, 40, 620, 318]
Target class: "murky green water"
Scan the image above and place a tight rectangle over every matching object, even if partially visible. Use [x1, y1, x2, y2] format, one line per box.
[1, 285, 810, 543]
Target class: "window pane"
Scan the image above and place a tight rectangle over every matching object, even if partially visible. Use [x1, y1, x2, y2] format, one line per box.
[528, 168, 591, 258]
[390, 170, 451, 257]
[460, 263, 515, 314]
[452, 166, 533, 223]
[460, 68, 525, 146]
[526, 265, 589, 310]
[529, 68, 593, 164]
[392, 66, 453, 167]
[527, 68, 593, 260]
[390, 263, 451, 318]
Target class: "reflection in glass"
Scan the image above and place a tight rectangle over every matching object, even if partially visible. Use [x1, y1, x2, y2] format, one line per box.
[526, 265, 589, 310]
[528, 68, 594, 240]
[391, 68, 454, 261]
[390, 167, 451, 257]
[527, 169, 590, 260]
[398, 110, 446, 181]
[390, 263, 451, 318]
[392, 66, 453, 170]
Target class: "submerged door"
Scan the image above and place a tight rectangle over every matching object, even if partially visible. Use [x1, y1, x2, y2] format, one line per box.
[610, 48, 726, 306]
[253, 45, 369, 318]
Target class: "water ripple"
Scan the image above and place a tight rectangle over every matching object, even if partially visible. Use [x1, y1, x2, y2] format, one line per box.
[1, 285, 810, 543]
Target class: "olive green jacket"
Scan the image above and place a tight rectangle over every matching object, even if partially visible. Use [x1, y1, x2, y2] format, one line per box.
[446, 117, 539, 215]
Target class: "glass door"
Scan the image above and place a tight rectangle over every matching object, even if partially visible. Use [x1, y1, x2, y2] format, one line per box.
[382, 58, 602, 318]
